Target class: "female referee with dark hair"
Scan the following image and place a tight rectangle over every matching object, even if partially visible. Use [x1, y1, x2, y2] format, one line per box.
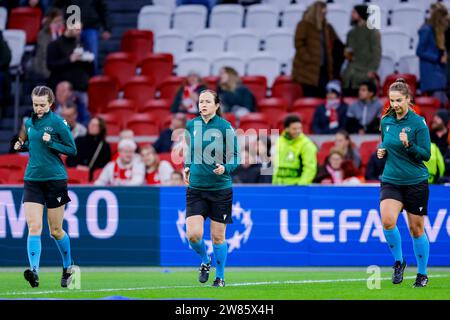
[378, 79, 431, 287]
[14, 86, 77, 288]
[183, 89, 240, 287]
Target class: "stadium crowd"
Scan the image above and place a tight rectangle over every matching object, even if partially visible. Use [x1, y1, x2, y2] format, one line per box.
[0, 0, 449, 185]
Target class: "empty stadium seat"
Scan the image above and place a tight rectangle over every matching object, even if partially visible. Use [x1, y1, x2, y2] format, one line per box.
[154, 30, 187, 63]
[125, 114, 160, 136]
[226, 29, 261, 59]
[271, 76, 303, 108]
[192, 29, 225, 58]
[222, 112, 237, 128]
[67, 168, 89, 184]
[140, 53, 174, 87]
[245, 4, 279, 36]
[153, 0, 177, 10]
[103, 52, 136, 89]
[382, 73, 417, 96]
[264, 0, 295, 11]
[415, 96, 441, 124]
[120, 29, 154, 65]
[203, 76, 219, 90]
[264, 28, 294, 63]
[281, 4, 306, 30]
[173, 5, 208, 38]
[378, 54, 398, 84]
[360, 140, 381, 168]
[291, 98, 325, 112]
[97, 113, 121, 136]
[0, 7, 7, 30]
[211, 52, 246, 76]
[157, 76, 185, 99]
[380, 28, 411, 62]
[391, 4, 425, 37]
[123, 76, 156, 111]
[397, 52, 420, 80]
[105, 99, 136, 128]
[246, 53, 281, 87]
[275, 110, 313, 134]
[176, 53, 211, 77]
[141, 99, 172, 129]
[137, 5, 171, 35]
[368, 0, 395, 12]
[257, 97, 289, 128]
[239, 113, 271, 132]
[317, 140, 335, 165]
[241, 75, 268, 102]
[326, 4, 350, 42]
[3, 30, 26, 68]
[210, 4, 244, 31]
[87, 76, 118, 115]
[7, 7, 42, 44]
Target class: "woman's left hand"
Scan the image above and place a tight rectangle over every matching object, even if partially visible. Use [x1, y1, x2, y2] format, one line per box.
[213, 164, 225, 175]
[399, 129, 409, 147]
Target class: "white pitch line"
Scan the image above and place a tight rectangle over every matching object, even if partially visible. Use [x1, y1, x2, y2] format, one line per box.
[2, 275, 448, 297]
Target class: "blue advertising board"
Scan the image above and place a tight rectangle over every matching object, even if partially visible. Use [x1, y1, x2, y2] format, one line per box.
[0, 187, 160, 266]
[160, 186, 450, 266]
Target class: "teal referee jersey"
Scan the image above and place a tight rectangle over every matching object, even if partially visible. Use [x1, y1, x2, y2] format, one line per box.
[380, 109, 431, 185]
[185, 115, 240, 190]
[23, 111, 77, 181]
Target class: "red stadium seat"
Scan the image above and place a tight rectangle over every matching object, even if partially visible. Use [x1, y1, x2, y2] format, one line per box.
[97, 113, 121, 136]
[120, 29, 153, 65]
[141, 99, 171, 130]
[0, 154, 29, 171]
[238, 113, 271, 133]
[140, 53, 174, 87]
[92, 168, 103, 183]
[159, 152, 184, 171]
[157, 76, 185, 99]
[415, 96, 441, 124]
[222, 112, 236, 128]
[67, 168, 89, 184]
[203, 76, 219, 90]
[88, 76, 118, 114]
[317, 140, 335, 165]
[0, 168, 11, 184]
[8, 7, 42, 44]
[257, 98, 289, 128]
[241, 76, 267, 102]
[125, 114, 160, 136]
[271, 76, 303, 108]
[123, 76, 156, 111]
[360, 140, 381, 168]
[103, 52, 136, 89]
[291, 98, 325, 112]
[275, 110, 314, 134]
[105, 99, 136, 128]
[383, 73, 417, 96]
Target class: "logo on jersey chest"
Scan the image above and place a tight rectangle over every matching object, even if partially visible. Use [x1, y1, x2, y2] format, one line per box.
[402, 127, 411, 132]
[44, 126, 54, 133]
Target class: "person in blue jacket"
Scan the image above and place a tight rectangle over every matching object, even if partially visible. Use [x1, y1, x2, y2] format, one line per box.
[416, 2, 448, 107]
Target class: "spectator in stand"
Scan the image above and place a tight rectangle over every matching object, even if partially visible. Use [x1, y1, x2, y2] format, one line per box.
[111, 129, 139, 160]
[31, 8, 64, 81]
[342, 4, 381, 97]
[169, 171, 184, 186]
[20, 0, 49, 13]
[232, 147, 264, 184]
[254, 135, 272, 183]
[334, 129, 361, 168]
[292, 1, 342, 98]
[430, 109, 449, 157]
[54, 81, 90, 125]
[140, 144, 174, 185]
[312, 80, 348, 134]
[417, 2, 449, 107]
[0, 30, 11, 116]
[424, 142, 445, 183]
[365, 149, 386, 182]
[94, 139, 145, 186]
[54, 0, 112, 74]
[66, 116, 111, 181]
[171, 72, 207, 114]
[346, 81, 382, 134]
[60, 104, 87, 139]
[46, 21, 94, 105]
[154, 113, 187, 153]
[314, 147, 361, 184]
[217, 67, 256, 118]
[272, 114, 317, 185]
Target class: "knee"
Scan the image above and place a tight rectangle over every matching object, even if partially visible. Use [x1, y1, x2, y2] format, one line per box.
[50, 226, 64, 239]
[382, 217, 396, 230]
[211, 233, 225, 245]
[409, 225, 424, 238]
[186, 231, 202, 243]
[28, 222, 42, 235]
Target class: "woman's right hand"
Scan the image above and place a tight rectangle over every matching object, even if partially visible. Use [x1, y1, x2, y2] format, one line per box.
[183, 167, 190, 185]
[377, 148, 386, 159]
[13, 138, 23, 151]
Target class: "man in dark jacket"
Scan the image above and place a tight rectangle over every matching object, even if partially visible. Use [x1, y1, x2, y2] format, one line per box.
[54, 0, 112, 73]
[153, 113, 187, 153]
[430, 109, 449, 157]
[47, 21, 94, 93]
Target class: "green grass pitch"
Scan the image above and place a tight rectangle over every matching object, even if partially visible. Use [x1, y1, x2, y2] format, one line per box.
[1, 267, 449, 300]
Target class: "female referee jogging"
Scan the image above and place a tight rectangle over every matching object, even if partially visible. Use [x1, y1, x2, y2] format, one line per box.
[378, 79, 431, 287]
[14, 86, 77, 288]
[183, 89, 240, 287]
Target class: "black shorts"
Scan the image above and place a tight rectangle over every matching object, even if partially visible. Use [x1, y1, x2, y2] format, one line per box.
[23, 180, 71, 209]
[186, 187, 233, 224]
[380, 180, 429, 216]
